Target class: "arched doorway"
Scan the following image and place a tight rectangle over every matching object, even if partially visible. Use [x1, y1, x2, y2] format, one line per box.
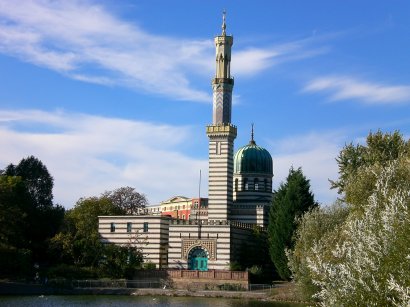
[188, 246, 208, 271]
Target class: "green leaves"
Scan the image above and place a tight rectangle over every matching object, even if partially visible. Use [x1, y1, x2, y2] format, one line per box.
[289, 130, 410, 305]
[268, 167, 317, 280]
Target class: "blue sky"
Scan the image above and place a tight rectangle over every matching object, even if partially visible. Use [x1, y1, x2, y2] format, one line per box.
[1, 1, 409, 208]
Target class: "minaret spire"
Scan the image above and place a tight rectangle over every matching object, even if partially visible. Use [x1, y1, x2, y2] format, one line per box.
[212, 10, 234, 124]
[222, 10, 226, 36]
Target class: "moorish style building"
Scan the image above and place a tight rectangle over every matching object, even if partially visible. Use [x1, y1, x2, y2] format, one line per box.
[99, 14, 273, 271]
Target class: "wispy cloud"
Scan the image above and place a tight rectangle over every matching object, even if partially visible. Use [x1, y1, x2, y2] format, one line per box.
[268, 131, 345, 205]
[0, 0, 212, 102]
[304, 75, 410, 105]
[0, 109, 208, 207]
[0, 0, 327, 102]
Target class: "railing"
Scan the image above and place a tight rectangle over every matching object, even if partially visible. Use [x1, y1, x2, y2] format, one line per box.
[72, 279, 162, 289]
[167, 269, 248, 281]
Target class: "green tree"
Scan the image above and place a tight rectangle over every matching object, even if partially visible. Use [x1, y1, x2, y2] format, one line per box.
[50, 196, 124, 267]
[330, 130, 410, 206]
[1, 156, 64, 262]
[268, 167, 317, 280]
[50, 195, 145, 278]
[5, 156, 54, 209]
[288, 131, 410, 305]
[0, 176, 29, 248]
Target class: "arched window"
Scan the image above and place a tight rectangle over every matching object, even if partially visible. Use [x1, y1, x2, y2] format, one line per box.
[235, 179, 238, 191]
[244, 178, 248, 191]
[254, 178, 259, 191]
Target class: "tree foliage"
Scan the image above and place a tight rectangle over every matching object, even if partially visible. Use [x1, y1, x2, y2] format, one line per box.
[101, 186, 147, 214]
[0, 156, 64, 262]
[5, 155, 54, 209]
[268, 167, 317, 280]
[331, 130, 409, 205]
[50, 194, 146, 278]
[50, 196, 125, 267]
[288, 131, 410, 305]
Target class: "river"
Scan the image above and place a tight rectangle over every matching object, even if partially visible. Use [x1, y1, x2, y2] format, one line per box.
[0, 295, 305, 306]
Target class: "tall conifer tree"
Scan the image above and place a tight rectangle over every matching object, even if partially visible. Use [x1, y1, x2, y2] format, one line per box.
[268, 167, 317, 280]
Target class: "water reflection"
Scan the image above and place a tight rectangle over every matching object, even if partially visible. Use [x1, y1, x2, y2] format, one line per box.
[0, 295, 305, 307]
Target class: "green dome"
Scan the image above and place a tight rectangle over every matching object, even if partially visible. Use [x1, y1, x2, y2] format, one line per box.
[234, 140, 273, 175]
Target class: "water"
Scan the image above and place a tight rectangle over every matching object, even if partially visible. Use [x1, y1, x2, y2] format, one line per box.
[0, 295, 305, 306]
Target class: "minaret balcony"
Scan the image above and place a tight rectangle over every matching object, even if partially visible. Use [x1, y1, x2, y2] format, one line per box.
[206, 124, 237, 137]
[212, 78, 234, 85]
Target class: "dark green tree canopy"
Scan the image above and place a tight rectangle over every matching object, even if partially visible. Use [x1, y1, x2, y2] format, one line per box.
[0, 156, 64, 266]
[268, 167, 317, 280]
[5, 155, 54, 209]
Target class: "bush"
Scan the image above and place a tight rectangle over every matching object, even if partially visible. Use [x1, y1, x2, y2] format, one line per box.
[46, 264, 99, 279]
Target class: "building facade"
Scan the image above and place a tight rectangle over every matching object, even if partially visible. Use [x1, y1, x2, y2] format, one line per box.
[99, 14, 273, 271]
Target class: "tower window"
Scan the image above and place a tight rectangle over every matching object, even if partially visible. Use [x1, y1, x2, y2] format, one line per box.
[143, 222, 149, 233]
[127, 222, 132, 233]
[254, 178, 259, 191]
[235, 179, 238, 191]
[110, 223, 116, 232]
[244, 178, 248, 191]
[216, 142, 221, 155]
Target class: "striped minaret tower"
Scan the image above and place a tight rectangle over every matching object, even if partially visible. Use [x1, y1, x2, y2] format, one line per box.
[206, 12, 237, 221]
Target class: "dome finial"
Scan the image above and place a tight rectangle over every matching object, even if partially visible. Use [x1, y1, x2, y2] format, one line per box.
[222, 9, 227, 35]
[250, 123, 256, 145]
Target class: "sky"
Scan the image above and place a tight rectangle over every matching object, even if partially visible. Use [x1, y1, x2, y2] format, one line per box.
[1, 0, 409, 208]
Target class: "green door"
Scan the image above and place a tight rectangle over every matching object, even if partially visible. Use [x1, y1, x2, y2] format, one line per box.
[188, 247, 208, 271]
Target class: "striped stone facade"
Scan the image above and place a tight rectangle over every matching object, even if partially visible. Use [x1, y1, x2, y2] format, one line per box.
[99, 215, 171, 268]
[206, 125, 236, 221]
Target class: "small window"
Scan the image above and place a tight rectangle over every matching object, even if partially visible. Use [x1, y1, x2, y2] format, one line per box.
[235, 179, 238, 191]
[127, 222, 132, 233]
[110, 223, 116, 232]
[244, 178, 248, 191]
[143, 222, 149, 233]
[254, 178, 259, 191]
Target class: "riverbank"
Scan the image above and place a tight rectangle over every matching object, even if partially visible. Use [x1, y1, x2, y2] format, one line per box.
[0, 281, 307, 305]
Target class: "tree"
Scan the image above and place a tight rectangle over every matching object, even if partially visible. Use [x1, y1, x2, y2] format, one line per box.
[5, 156, 54, 209]
[268, 167, 317, 280]
[330, 130, 410, 206]
[50, 195, 145, 278]
[0, 176, 29, 248]
[1, 156, 64, 262]
[50, 196, 125, 267]
[101, 186, 147, 214]
[288, 131, 410, 305]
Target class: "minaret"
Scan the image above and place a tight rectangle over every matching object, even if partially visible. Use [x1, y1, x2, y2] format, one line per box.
[206, 12, 237, 221]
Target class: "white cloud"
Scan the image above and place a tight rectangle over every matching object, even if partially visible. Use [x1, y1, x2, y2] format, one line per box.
[233, 41, 328, 77]
[304, 76, 410, 105]
[0, 0, 327, 102]
[0, 0, 212, 102]
[0, 109, 208, 208]
[268, 131, 345, 205]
